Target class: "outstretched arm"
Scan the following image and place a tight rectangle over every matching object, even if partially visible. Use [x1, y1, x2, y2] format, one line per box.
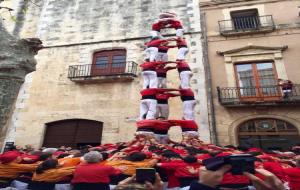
[165, 66, 177, 71]
[164, 92, 180, 97]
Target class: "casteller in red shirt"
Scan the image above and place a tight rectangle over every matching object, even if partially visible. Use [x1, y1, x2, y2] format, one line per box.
[159, 160, 185, 188]
[72, 163, 121, 184]
[284, 167, 300, 190]
[263, 161, 290, 183]
[169, 120, 198, 131]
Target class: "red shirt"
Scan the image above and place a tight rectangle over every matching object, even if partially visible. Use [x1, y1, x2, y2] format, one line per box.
[179, 88, 194, 97]
[158, 46, 171, 52]
[160, 160, 185, 188]
[152, 22, 166, 31]
[136, 120, 172, 131]
[196, 154, 212, 162]
[177, 61, 190, 69]
[175, 162, 201, 178]
[156, 66, 176, 77]
[169, 120, 198, 130]
[177, 38, 187, 47]
[72, 163, 121, 184]
[168, 19, 183, 29]
[156, 93, 178, 101]
[140, 61, 163, 70]
[284, 167, 300, 190]
[152, 19, 182, 31]
[145, 39, 168, 47]
[263, 162, 290, 182]
[221, 173, 250, 185]
[140, 88, 171, 97]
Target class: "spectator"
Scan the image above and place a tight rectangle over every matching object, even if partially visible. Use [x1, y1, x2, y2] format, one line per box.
[72, 151, 121, 190]
[278, 79, 293, 98]
[0, 151, 37, 188]
[30, 159, 74, 190]
[284, 156, 300, 190]
[175, 155, 200, 190]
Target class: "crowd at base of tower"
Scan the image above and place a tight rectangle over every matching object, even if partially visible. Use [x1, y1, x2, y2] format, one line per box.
[0, 137, 299, 190]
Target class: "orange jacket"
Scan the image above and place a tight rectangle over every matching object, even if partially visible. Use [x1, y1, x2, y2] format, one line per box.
[0, 162, 38, 179]
[32, 167, 75, 182]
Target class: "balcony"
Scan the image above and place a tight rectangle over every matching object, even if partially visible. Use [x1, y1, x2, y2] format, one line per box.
[217, 85, 300, 107]
[218, 15, 275, 36]
[68, 61, 138, 83]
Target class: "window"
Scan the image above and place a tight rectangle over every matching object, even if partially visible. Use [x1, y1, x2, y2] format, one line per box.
[92, 49, 126, 76]
[235, 62, 280, 100]
[238, 118, 299, 151]
[230, 9, 259, 30]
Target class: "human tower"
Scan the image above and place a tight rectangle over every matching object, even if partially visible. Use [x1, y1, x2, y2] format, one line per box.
[136, 12, 200, 144]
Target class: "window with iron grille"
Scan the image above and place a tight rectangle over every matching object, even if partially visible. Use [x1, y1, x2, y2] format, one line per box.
[92, 49, 126, 76]
[230, 9, 259, 31]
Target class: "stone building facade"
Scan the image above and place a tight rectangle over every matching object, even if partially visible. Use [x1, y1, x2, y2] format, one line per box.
[1, 0, 210, 148]
[200, 0, 300, 150]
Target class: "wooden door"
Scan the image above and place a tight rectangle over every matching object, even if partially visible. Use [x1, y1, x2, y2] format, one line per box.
[43, 119, 103, 148]
[91, 50, 126, 76]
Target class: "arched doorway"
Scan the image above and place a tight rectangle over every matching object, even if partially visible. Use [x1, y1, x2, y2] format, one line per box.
[43, 119, 103, 148]
[238, 118, 300, 151]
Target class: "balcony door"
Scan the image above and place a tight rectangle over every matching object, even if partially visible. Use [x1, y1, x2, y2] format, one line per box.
[91, 49, 126, 76]
[235, 62, 281, 101]
[230, 9, 260, 31]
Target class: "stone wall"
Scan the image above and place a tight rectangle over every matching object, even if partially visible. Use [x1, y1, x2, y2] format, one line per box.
[3, 0, 210, 148]
[0, 18, 42, 148]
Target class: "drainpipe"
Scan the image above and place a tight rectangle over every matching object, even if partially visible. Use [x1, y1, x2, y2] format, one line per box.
[200, 12, 219, 145]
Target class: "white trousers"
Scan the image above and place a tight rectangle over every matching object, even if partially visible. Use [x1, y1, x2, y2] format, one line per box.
[180, 71, 193, 89]
[142, 70, 158, 89]
[176, 28, 185, 38]
[150, 30, 164, 39]
[145, 47, 159, 62]
[156, 103, 169, 119]
[140, 99, 157, 120]
[156, 52, 168, 62]
[135, 131, 155, 138]
[177, 47, 189, 60]
[54, 184, 72, 190]
[10, 180, 28, 190]
[158, 77, 167, 88]
[182, 131, 199, 138]
[167, 188, 180, 190]
[155, 134, 169, 144]
[180, 186, 190, 190]
[183, 100, 196, 120]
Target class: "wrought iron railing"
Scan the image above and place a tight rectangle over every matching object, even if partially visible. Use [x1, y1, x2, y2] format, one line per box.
[68, 61, 138, 79]
[218, 15, 275, 35]
[217, 85, 300, 106]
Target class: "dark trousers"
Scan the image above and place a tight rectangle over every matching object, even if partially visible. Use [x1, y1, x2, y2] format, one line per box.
[0, 178, 12, 188]
[0, 182, 11, 188]
[179, 177, 198, 188]
[110, 174, 131, 185]
[29, 181, 55, 190]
